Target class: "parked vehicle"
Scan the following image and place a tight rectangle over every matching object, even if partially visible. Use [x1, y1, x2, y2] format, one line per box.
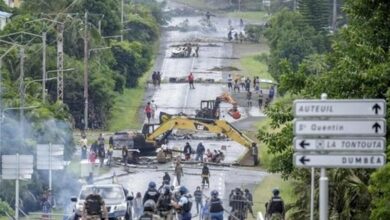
[71, 184, 133, 220]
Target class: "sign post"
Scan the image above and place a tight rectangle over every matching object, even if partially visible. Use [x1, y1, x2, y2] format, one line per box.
[2, 154, 34, 220]
[293, 94, 387, 220]
[37, 144, 64, 190]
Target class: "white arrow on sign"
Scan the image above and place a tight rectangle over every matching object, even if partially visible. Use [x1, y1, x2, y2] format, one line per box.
[293, 153, 386, 168]
[294, 99, 386, 117]
[294, 119, 386, 136]
[294, 137, 386, 151]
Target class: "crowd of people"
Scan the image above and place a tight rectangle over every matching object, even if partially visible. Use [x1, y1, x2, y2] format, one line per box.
[79, 133, 114, 168]
[227, 74, 275, 110]
[181, 142, 225, 164]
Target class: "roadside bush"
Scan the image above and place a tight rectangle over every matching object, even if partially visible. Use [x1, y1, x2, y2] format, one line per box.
[0, 199, 14, 217]
[244, 24, 264, 42]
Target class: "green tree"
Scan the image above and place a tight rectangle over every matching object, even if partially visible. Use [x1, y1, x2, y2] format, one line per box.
[110, 41, 152, 87]
[298, 0, 330, 31]
[264, 9, 329, 80]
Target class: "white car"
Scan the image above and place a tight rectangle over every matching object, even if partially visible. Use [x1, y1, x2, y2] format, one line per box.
[71, 184, 133, 220]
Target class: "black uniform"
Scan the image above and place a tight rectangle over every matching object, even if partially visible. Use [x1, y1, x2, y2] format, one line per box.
[266, 195, 285, 216]
[143, 188, 161, 204]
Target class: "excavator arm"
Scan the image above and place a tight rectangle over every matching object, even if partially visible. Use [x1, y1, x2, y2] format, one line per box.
[146, 114, 255, 148]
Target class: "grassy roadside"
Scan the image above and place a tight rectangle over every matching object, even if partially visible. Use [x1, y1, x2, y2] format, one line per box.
[172, 0, 219, 10]
[253, 174, 295, 215]
[108, 40, 159, 132]
[226, 11, 268, 22]
[239, 54, 272, 80]
[253, 107, 296, 218]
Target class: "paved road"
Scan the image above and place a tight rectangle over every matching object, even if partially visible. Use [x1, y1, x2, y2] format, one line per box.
[98, 1, 269, 218]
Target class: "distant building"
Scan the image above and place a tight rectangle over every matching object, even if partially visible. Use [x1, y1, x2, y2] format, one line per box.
[3, 0, 22, 8]
[0, 11, 11, 30]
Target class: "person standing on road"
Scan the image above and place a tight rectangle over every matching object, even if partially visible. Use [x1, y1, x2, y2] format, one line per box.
[209, 190, 224, 220]
[151, 100, 158, 120]
[227, 74, 233, 91]
[244, 189, 255, 218]
[163, 172, 171, 186]
[145, 102, 153, 124]
[240, 76, 245, 91]
[80, 134, 88, 160]
[86, 172, 94, 184]
[265, 188, 285, 220]
[140, 200, 160, 220]
[230, 188, 247, 220]
[196, 142, 205, 162]
[175, 160, 184, 185]
[239, 32, 244, 43]
[233, 78, 240, 93]
[183, 142, 193, 160]
[246, 91, 252, 107]
[143, 181, 161, 205]
[193, 186, 203, 215]
[97, 144, 105, 168]
[195, 45, 199, 57]
[188, 73, 195, 89]
[157, 71, 162, 88]
[133, 192, 143, 219]
[122, 146, 128, 167]
[172, 186, 192, 220]
[269, 85, 275, 101]
[98, 133, 105, 149]
[258, 90, 263, 109]
[106, 144, 113, 167]
[252, 143, 259, 166]
[201, 164, 210, 188]
[91, 140, 99, 154]
[157, 186, 173, 220]
[152, 71, 157, 89]
[245, 77, 251, 92]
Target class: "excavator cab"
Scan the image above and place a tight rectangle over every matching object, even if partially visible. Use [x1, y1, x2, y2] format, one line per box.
[196, 100, 220, 119]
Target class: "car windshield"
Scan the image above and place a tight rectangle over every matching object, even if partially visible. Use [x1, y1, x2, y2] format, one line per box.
[80, 186, 125, 201]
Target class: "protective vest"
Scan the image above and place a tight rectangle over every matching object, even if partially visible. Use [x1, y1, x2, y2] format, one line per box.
[268, 196, 284, 214]
[209, 198, 223, 213]
[202, 167, 209, 175]
[181, 196, 192, 213]
[144, 189, 160, 204]
[158, 193, 172, 211]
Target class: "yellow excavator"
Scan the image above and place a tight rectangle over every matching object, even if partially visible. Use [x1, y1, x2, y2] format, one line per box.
[133, 112, 257, 165]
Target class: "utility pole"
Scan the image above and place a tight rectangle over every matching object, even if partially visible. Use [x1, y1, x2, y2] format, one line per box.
[332, 0, 337, 31]
[42, 32, 46, 102]
[19, 47, 25, 148]
[57, 23, 64, 101]
[83, 11, 89, 131]
[121, 0, 124, 42]
[319, 93, 329, 220]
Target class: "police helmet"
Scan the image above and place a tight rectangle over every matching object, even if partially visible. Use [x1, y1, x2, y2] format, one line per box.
[272, 188, 280, 196]
[143, 200, 156, 212]
[211, 190, 219, 197]
[179, 186, 188, 195]
[149, 181, 156, 189]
